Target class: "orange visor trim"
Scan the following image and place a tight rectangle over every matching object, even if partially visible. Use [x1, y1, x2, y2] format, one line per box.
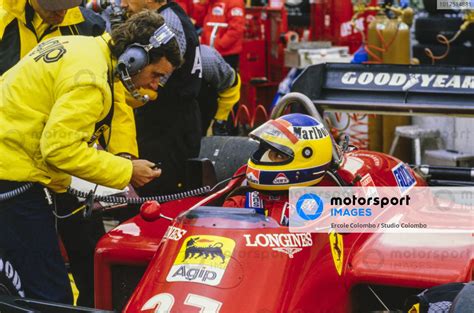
[269, 120, 299, 144]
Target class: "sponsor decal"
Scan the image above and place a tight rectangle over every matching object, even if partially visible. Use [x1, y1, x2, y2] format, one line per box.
[351, 152, 381, 167]
[360, 174, 375, 187]
[246, 167, 260, 184]
[246, 191, 264, 209]
[212, 5, 224, 16]
[340, 17, 364, 37]
[392, 163, 416, 195]
[340, 72, 474, 91]
[163, 226, 187, 241]
[169, 266, 218, 284]
[30, 39, 67, 63]
[0, 257, 25, 297]
[292, 125, 329, 140]
[273, 247, 302, 258]
[329, 231, 344, 275]
[360, 173, 378, 198]
[244, 233, 312, 258]
[273, 173, 290, 184]
[167, 236, 235, 286]
[343, 156, 365, 175]
[230, 7, 244, 16]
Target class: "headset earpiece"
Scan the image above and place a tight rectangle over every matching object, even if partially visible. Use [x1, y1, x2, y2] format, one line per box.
[117, 45, 149, 76]
[115, 23, 176, 104]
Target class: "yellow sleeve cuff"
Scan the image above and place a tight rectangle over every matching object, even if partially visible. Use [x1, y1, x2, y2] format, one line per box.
[215, 73, 241, 121]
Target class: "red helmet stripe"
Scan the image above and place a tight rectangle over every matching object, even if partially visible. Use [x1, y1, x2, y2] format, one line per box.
[269, 120, 299, 144]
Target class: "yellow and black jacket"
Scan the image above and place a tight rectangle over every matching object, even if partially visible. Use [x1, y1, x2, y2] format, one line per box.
[0, 35, 133, 192]
[0, 0, 105, 74]
[0, 0, 138, 158]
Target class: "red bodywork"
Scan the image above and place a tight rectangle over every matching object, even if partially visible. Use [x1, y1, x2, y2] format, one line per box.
[95, 151, 473, 312]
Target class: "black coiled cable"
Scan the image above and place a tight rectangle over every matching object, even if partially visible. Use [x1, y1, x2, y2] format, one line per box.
[0, 182, 33, 202]
[67, 185, 212, 205]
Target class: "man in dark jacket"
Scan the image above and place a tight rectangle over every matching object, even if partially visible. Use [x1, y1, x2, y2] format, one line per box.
[199, 44, 240, 136]
[121, 0, 203, 195]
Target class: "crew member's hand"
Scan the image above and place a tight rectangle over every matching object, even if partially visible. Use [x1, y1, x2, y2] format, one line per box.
[212, 119, 229, 136]
[131, 159, 161, 188]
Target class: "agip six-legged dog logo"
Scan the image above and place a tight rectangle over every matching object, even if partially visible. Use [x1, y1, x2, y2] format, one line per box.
[183, 237, 226, 263]
[167, 235, 236, 286]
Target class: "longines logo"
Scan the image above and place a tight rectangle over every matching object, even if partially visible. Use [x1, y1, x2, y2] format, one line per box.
[244, 233, 313, 258]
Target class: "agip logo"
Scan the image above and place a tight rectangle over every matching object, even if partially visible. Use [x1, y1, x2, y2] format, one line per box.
[296, 193, 324, 221]
[166, 235, 235, 286]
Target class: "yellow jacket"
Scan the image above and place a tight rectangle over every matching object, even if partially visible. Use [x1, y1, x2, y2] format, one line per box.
[215, 72, 241, 121]
[0, 35, 133, 192]
[0, 0, 138, 157]
[1, 0, 89, 69]
[106, 81, 138, 157]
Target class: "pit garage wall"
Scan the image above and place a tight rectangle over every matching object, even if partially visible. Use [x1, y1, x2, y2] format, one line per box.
[453, 118, 474, 154]
[410, 13, 474, 160]
[413, 116, 474, 162]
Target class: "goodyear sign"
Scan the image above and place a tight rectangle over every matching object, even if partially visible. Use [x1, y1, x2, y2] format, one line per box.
[166, 235, 235, 286]
[291, 64, 474, 116]
[340, 71, 474, 92]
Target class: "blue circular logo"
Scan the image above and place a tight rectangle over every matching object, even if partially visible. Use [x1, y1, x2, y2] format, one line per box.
[296, 193, 324, 220]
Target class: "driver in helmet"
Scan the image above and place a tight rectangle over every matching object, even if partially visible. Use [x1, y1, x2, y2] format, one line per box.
[223, 113, 333, 226]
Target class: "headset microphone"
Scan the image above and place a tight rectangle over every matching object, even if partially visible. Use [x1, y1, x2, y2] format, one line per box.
[116, 23, 175, 105]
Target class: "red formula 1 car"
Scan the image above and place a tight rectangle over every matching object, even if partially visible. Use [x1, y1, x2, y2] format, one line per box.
[94, 64, 473, 312]
[1, 64, 472, 313]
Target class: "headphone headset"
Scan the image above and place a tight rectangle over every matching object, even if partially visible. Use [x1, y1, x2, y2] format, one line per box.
[116, 23, 175, 104]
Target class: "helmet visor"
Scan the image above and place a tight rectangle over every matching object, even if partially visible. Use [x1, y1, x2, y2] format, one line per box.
[250, 119, 299, 145]
[250, 119, 296, 165]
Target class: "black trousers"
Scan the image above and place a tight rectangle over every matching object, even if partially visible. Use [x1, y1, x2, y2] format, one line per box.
[56, 193, 105, 308]
[0, 183, 73, 304]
